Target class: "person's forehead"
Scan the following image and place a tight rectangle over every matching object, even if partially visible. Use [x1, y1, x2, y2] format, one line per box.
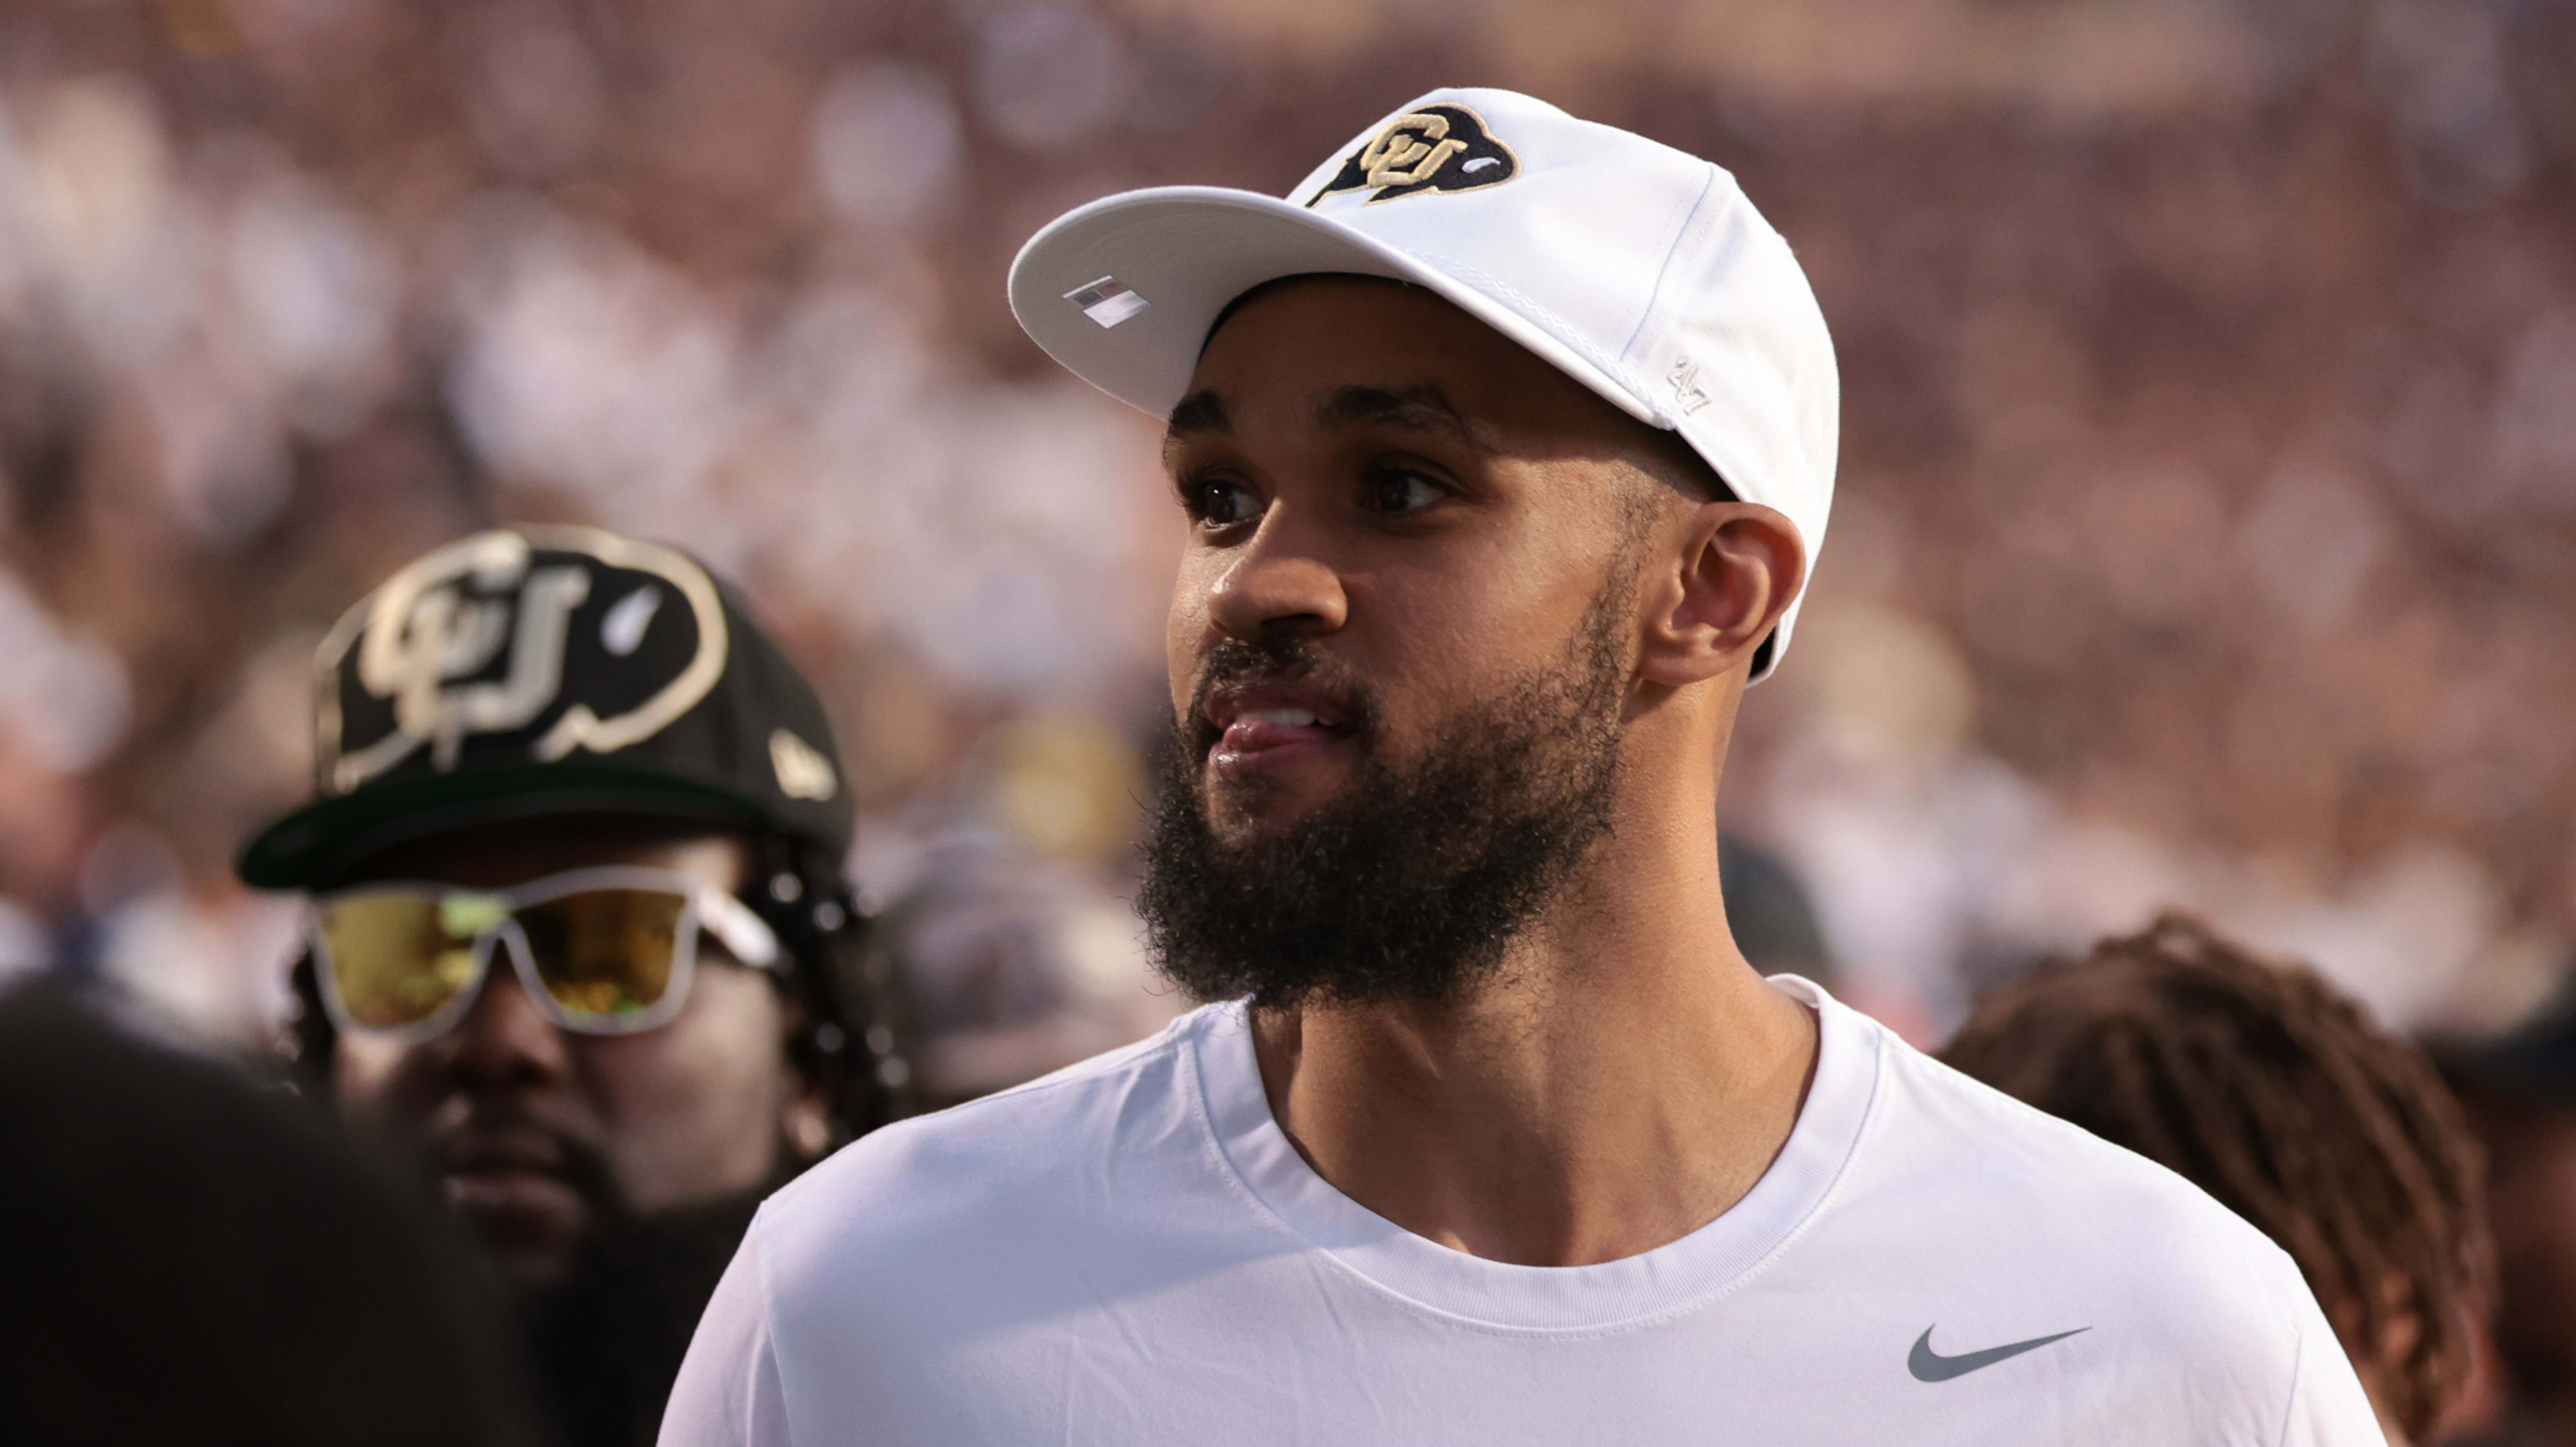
[1196, 276, 1508, 375]
[1180, 277, 1629, 441]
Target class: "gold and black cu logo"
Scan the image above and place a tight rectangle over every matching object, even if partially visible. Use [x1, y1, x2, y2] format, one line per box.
[1306, 104, 1519, 207]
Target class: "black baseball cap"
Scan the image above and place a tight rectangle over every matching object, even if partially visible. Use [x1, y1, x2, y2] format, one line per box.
[237, 526, 852, 890]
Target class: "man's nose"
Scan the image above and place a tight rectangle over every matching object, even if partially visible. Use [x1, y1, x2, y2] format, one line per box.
[1205, 510, 1349, 641]
[443, 967, 572, 1090]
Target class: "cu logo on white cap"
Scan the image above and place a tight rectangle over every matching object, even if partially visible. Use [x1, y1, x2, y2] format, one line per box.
[1306, 104, 1519, 207]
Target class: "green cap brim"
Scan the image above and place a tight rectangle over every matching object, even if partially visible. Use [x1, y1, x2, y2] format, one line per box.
[235, 762, 776, 890]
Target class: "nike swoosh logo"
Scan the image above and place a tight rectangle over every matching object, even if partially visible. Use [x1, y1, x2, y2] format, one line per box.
[1908, 1326, 2090, 1382]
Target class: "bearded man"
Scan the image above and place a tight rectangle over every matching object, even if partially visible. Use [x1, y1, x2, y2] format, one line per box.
[663, 89, 2381, 1445]
[238, 526, 910, 1447]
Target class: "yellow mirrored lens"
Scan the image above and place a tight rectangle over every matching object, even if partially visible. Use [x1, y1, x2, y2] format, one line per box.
[515, 890, 684, 1020]
[319, 894, 488, 1029]
[438, 893, 511, 939]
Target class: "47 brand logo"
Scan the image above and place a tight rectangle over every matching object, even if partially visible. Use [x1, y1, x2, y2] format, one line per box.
[1307, 104, 1519, 207]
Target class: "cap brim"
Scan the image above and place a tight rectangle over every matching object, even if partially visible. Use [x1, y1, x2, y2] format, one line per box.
[235, 763, 773, 891]
[1008, 187, 1660, 430]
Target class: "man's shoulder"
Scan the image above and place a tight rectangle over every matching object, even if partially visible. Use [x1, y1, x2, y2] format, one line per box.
[1792, 1025, 2371, 1444]
[1868, 1030, 2269, 1246]
[1832, 1020, 2318, 1360]
[751, 1007, 1214, 1273]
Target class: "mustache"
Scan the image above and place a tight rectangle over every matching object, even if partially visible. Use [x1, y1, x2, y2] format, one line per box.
[430, 1104, 624, 1209]
[1183, 635, 1379, 748]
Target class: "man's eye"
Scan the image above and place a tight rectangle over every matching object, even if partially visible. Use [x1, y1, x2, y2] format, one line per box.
[1364, 469, 1444, 515]
[1186, 478, 1263, 528]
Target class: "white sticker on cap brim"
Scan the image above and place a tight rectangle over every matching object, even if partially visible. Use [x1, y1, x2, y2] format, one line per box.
[1065, 276, 1149, 328]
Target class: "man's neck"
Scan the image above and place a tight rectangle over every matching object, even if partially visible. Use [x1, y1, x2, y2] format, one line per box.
[1247, 782, 1819, 1269]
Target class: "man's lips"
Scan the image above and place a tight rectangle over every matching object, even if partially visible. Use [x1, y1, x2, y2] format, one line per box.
[437, 1130, 585, 1235]
[1203, 682, 1352, 767]
[440, 1125, 566, 1177]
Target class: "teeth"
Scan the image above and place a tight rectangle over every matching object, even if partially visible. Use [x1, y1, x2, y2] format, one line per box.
[1240, 707, 1322, 728]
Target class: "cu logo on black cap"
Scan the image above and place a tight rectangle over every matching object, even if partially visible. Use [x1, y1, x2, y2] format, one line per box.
[318, 527, 730, 793]
[1307, 103, 1519, 207]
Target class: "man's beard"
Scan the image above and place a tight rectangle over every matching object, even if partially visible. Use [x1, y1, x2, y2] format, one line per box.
[1138, 582, 1633, 1011]
[464, 1134, 788, 1447]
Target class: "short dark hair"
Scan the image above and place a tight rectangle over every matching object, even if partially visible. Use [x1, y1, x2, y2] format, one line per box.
[1941, 913, 2495, 1440]
[0, 985, 546, 1446]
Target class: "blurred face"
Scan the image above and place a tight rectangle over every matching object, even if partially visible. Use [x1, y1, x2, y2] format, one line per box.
[1141, 277, 1694, 1006]
[328, 816, 821, 1288]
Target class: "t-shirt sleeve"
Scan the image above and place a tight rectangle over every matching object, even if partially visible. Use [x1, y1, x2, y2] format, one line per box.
[659, 1221, 794, 1447]
[2275, 1282, 2388, 1447]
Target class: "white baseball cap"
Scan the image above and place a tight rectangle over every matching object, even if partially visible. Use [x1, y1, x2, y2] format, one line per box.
[1008, 86, 1838, 680]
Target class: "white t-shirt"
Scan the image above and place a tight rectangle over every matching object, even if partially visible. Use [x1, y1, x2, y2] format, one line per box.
[662, 977, 2384, 1446]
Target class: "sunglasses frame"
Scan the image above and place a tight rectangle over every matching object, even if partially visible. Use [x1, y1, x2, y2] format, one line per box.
[309, 864, 784, 1045]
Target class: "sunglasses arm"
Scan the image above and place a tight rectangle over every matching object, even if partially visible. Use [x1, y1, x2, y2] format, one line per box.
[697, 889, 783, 971]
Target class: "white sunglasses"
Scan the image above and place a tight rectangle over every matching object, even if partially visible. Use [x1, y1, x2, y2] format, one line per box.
[309, 865, 782, 1044]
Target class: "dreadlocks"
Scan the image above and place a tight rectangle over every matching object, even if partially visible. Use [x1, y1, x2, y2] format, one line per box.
[1941, 912, 2495, 1442]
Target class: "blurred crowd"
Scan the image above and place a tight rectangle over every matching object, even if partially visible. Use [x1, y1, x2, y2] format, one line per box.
[0, 0, 2570, 1440]
[0, 0, 2570, 1063]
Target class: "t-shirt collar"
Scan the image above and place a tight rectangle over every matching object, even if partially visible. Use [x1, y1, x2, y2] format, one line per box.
[1189, 973, 1883, 1332]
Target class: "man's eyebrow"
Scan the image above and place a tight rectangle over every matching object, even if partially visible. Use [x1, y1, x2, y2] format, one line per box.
[1314, 384, 1481, 449]
[1165, 390, 1230, 441]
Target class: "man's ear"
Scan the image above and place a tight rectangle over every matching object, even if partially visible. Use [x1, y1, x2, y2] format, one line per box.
[785, 1081, 833, 1161]
[1635, 501, 1805, 690]
[777, 1002, 836, 1161]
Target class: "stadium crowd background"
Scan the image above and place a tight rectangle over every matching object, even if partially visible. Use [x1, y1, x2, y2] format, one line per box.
[0, 0, 2567, 1091]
